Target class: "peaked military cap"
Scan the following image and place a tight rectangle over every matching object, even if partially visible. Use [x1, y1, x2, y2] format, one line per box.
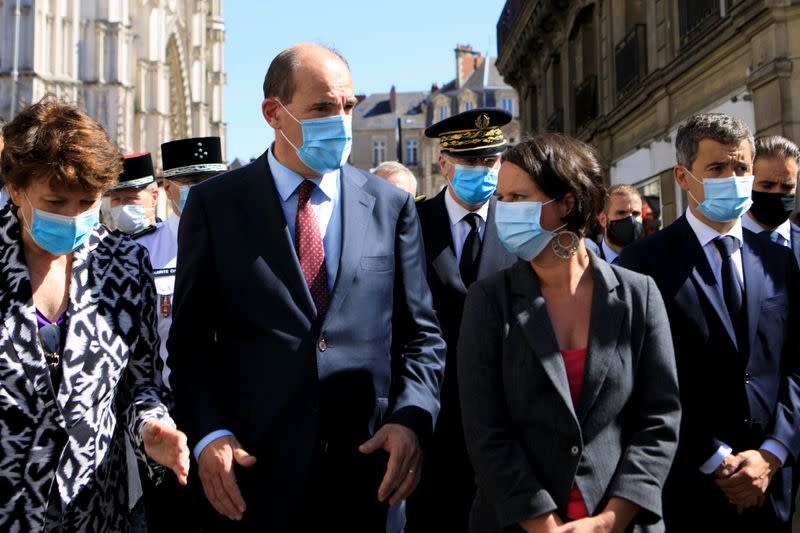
[109, 153, 155, 191]
[161, 136, 227, 179]
[425, 107, 512, 158]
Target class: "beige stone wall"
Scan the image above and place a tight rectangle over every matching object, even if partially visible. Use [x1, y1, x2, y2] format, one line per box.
[497, 0, 800, 225]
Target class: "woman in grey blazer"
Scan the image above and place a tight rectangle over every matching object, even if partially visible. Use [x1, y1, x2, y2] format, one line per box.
[458, 134, 681, 533]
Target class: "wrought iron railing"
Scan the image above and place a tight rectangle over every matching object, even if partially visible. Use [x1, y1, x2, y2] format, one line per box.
[615, 24, 647, 99]
[573, 75, 598, 132]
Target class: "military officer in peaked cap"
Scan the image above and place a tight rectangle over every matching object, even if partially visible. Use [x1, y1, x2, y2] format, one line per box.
[405, 108, 517, 532]
[107, 152, 160, 239]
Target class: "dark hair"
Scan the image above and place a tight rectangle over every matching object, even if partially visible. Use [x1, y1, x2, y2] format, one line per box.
[754, 135, 800, 171]
[1, 97, 122, 192]
[502, 133, 606, 234]
[262, 44, 349, 103]
[675, 112, 754, 170]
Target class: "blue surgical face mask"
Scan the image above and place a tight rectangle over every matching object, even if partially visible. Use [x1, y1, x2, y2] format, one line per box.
[110, 204, 152, 234]
[22, 194, 99, 256]
[171, 183, 194, 214]
[685, 168, 754, 222]
[277, 100, 353, 174]
[450, 162, 498, 206]
[495, 198, 566, 261]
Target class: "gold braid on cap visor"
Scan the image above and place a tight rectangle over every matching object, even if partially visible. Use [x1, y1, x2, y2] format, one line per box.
[439, 127, 506, 153]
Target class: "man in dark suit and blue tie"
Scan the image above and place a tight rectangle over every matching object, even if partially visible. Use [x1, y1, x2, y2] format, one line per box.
[742, 135, 799, 268]
[167, 43, 446, 532]
[619, 112, 800, 531]
[404, 108, 516, 532]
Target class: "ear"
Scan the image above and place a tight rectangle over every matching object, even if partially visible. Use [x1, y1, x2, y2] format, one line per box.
[151, 186, 159, 204]
[438, 154, 451, 181]
[262, 98, 281, 129]
[674, 165, 690, 192]
[598, 211, 608, 229]
[6, 183, 23, 207]
[562, 191, 576, 216]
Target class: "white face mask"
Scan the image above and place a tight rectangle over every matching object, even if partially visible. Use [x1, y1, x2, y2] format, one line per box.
[110, 204, 153, 234]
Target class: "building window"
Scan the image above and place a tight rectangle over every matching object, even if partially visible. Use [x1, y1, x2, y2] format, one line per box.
[373, 140, 386, 167]
[501, 97, 514, 115]
[438, 104, 448, 121]
[464, 100, 474, 111]
[636, 177, 663, 235]
[406, 140, 418, 165]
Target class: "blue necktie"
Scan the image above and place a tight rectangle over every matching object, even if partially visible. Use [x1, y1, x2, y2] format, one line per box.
[713, 236, 743, 323]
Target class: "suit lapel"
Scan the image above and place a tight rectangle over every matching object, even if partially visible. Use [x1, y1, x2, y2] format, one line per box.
[674, 216, 739, 347]
[324, 166, 375, 321]
[0, 209, 55, 401]
[510, 262, 575, 415]
[741, 234, 764, 356]
[427, 189, 466, 293]
[576, 254, 625, 421]
[242, 152, 316, 319]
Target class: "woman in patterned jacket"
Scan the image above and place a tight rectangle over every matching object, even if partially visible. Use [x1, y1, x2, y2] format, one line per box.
[0, 99, 190, 532]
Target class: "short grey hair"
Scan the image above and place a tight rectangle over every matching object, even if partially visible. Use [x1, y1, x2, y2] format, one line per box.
[675, 112, 755, 169]
[373, 161, 417, 193]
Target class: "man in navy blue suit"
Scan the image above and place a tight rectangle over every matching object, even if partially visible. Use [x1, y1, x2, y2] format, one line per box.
[167, 43, 446, 532]
[619, 112, 800, 532]
[741, 135, 799, 268]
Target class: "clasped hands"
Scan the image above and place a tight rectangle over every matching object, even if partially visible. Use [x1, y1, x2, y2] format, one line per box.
[197, 423, 422, 521]
[714, 449, 781, 515]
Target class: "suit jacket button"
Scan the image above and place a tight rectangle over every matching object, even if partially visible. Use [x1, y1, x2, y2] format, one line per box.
[570, 445, 580, 457]
[318, 338, 328, 352]
[743, 418, 750, 425]
[744, 372, 751, 383]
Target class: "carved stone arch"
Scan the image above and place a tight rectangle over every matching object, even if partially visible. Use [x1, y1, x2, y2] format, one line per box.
[565, 1, 596, 41]
[166, 31, 192, 140]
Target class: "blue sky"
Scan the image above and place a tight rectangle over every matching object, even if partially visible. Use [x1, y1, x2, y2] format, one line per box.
[223, 0, 507, 162]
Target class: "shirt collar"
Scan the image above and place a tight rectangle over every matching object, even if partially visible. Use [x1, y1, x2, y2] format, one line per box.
[743, 212, 794, 243]
[443, 186, 490, 227]
[601, 238, 619, 264]
[268, 145, 338, 201]
[685, 206, 744, 248]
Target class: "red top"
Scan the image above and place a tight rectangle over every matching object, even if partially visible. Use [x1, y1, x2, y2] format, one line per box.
[560, 348, 589, 521]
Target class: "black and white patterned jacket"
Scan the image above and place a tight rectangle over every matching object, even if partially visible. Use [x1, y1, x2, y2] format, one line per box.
[0, 204, 174, 532]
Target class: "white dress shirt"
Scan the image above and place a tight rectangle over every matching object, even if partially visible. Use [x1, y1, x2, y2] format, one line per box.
[742, 212, 792, 248]
[444, 186, 489, 264]
[685, 208, 789, 473]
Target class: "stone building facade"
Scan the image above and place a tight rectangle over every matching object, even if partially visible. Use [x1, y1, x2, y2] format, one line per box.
[0, 0, 226, 167]
[496, 0, 798, 229]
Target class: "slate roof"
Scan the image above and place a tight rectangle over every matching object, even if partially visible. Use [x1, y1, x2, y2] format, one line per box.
[353, 91, 428, 131]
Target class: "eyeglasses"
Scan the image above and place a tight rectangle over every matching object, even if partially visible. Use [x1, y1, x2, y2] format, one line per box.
[38, 323, 62, 357]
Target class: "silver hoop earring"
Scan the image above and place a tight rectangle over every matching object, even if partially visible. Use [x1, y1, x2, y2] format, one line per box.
[551, 231, 580, 259]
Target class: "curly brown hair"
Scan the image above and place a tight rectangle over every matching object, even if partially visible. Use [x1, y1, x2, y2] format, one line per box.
[502, 133, 606, 235]
[0, 98, 122, 192]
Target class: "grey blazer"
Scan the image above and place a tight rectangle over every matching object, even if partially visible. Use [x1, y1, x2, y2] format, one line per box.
[458, 254, 681, 533]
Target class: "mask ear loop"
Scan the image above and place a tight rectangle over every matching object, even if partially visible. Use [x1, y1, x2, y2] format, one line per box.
[275, 99, 303, 152]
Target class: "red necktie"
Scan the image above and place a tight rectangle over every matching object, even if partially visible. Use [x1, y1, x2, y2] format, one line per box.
[295, 180, 330, 318]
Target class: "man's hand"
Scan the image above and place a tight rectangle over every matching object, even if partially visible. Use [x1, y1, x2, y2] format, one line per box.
[520, 512, 564, 533]
[359, 423, 422, 506]
[715, 449, 781, 513]
[715, 453, 743, 479]
[142, 420, 190, 485]
[198, 436, 257, 521]
[553, 515, 612, 533]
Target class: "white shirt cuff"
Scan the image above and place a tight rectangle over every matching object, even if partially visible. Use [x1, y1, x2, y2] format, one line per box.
[760, 439, 789, 466]
[699, 443, 733, 475]
[194, 429, 235, 460]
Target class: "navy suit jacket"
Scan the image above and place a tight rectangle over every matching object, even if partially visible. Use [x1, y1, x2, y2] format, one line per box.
[167, 152, 446, 529]
[619, 214, 800, 528]
[791, 221, 800, 268]
[406, 189, 515, 530]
